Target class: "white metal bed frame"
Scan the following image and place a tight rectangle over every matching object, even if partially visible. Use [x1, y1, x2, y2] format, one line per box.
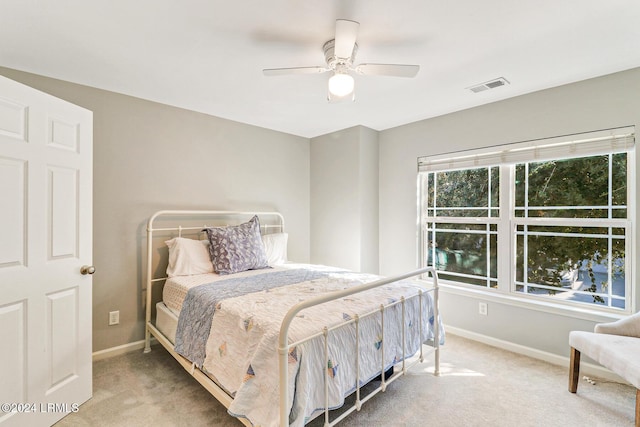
[144, 210, 440, 427]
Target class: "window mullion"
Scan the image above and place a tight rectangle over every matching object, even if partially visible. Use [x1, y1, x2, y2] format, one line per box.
[497, 164, 512, 292]
[608, 227, 613, 308]
[608, 153, 613, 219]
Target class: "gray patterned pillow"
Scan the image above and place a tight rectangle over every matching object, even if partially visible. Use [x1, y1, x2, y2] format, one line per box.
[203, 215, 269, 275]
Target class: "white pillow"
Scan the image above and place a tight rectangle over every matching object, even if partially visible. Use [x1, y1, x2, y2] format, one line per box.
[165, 237, 214, 277]
[261, 233, 288, 266]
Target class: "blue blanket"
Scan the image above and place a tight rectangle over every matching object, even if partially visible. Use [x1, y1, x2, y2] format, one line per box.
[174, 268, 342, 368]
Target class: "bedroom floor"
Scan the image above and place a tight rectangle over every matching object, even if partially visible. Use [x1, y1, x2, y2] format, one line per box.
[55, 334, 636, 427]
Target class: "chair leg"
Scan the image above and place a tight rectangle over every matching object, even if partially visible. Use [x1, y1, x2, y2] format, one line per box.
[635, 388, 639, 427]
[569, 347, 581, 393]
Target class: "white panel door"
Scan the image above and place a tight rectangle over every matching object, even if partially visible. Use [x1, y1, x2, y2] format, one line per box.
[0, 75, 92, 426]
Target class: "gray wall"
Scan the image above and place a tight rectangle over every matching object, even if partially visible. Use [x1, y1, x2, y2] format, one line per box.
[0, 67, 310, 352]
[3, 64, 638, 360]
[310, 126, 379, 273]
[378, 67, 640, 357]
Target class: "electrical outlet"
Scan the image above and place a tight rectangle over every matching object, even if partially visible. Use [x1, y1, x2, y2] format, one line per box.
[109, 310, 120, 326]
[478, 302, 488, 316]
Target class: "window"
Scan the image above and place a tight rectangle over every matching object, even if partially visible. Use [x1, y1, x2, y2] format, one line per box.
[418, 128, 635, 311]
[421, 167, 499, 288]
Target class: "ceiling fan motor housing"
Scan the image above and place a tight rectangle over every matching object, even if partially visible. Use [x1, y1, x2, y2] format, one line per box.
[323, 39, 358, 70]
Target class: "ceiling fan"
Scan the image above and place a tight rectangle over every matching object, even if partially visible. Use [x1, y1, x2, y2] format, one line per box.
[262, 19, 420, 101]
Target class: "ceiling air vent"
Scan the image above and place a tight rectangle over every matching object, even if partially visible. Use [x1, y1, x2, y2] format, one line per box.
[468, 77, 510, 93]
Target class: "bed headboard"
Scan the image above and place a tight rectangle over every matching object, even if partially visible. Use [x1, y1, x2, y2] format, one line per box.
[144, 210, 285, 324]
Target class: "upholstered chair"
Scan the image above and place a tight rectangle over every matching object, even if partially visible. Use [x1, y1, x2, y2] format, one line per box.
[569, 312, 640, 427]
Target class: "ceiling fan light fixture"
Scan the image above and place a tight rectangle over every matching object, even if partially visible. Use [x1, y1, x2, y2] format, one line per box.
[328, 72, 354, 97]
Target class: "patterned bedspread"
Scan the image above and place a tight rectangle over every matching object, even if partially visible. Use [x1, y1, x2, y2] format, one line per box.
[174, 267, 345, 368]
[174, 264, 442, 427]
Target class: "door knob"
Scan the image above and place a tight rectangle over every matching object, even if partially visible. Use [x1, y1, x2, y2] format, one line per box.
[80, 265, 96, 275]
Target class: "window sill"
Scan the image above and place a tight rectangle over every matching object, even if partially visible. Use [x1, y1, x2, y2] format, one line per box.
[430, 281, 628, 323]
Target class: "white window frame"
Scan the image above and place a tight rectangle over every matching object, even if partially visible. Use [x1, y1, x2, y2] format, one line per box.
[417, 127, 636, 316]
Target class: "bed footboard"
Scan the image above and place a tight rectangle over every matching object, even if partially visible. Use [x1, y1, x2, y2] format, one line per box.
[278, 266, 439, 427]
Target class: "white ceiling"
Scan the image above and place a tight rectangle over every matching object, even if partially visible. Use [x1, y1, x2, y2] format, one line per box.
[2, 1, 640, 138]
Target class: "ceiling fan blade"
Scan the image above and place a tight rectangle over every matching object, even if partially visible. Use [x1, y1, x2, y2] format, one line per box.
[355, 63, 420, 78]
[263, 66, 328, 76]
[334, 19, 360, 59]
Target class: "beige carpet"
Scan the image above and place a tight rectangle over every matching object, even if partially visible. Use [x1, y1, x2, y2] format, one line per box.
[55, 334, 636, 426]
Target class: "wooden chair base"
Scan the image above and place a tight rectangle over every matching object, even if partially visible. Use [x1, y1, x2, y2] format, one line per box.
[569, 347, 580, 393]
[569, 346, 639, 426]
[636, 388, 640, 427]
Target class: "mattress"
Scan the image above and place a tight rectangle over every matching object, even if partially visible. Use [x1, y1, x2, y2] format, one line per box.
[155, 301, 178, 344]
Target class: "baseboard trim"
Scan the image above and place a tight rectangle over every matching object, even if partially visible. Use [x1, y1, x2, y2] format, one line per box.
[92, 338, 157, 361]
[445, 325, 627, 384]
[94, 327, 627, 385]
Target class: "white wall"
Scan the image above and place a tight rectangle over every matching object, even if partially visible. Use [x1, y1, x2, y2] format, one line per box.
[379, 67, 640, 357]
[310, 126, 379, 273]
